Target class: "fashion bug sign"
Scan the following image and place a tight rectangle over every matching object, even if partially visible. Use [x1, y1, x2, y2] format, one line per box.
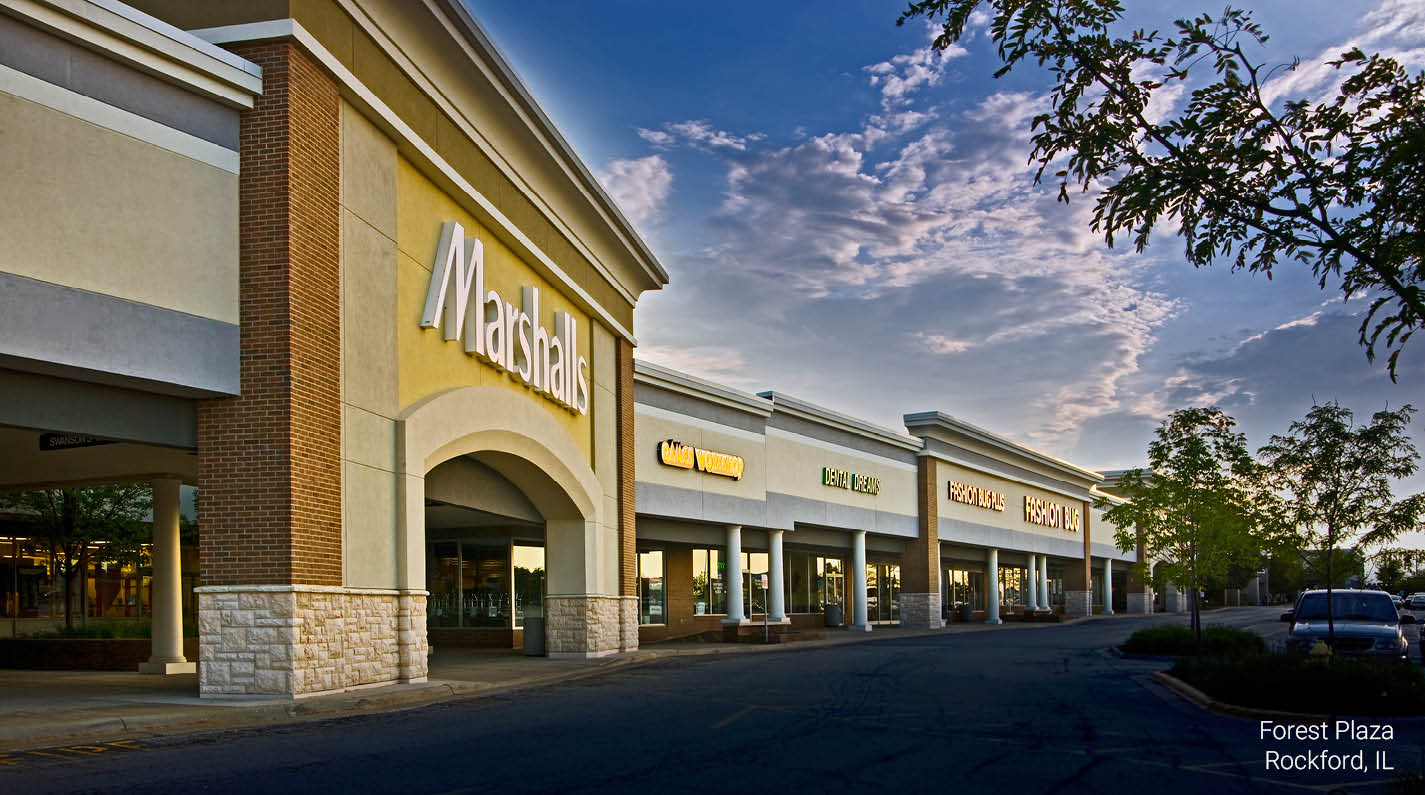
[1024, 495, 1081, 532]
[947, 481, 1004, 512]
[420, 221, 589, 414]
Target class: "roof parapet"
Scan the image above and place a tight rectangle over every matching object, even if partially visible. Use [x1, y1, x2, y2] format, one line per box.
[904, 410, 1103, 484]
[633, 359, 771, 418]
[762, 391, 922, 452]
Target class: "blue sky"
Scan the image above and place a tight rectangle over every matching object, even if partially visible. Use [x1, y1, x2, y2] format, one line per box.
[470, 1, 1425, 514]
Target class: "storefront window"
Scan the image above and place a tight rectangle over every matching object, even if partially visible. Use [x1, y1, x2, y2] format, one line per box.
[741, 551, 768, 617]
[999, 566, 1027, 608]
[819, 556, 844, 613]
[638, 549, 664, 625]
[429, 541, 460, 628]
[866, 562, 900, 623]
[513, 544, 544, 627]
[785, 550, 812, 613]
[945, 568, 984, 611]
[691, 548, 726, 615]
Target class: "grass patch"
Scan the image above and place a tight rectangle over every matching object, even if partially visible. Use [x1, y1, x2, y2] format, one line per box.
[1171, 654, 1425, 715]
[1121, 624, 1266, 658]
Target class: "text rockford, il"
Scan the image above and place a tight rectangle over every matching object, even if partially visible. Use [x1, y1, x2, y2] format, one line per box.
[1260, 720, 1396, 772]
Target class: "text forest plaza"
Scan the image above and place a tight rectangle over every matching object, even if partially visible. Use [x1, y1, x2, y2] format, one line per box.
[0, 0, 1157, 697]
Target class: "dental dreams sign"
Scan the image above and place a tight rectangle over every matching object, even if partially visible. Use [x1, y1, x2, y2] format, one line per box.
[421, 222, 589, 414]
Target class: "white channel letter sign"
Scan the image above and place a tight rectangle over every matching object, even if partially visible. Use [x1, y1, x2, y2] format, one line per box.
[947, 481, 1005, 512]
[1023, 495, 1082, 532]
[421, 221, 589, 414]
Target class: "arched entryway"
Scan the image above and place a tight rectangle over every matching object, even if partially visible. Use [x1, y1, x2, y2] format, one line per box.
[396, 385, 627, 676]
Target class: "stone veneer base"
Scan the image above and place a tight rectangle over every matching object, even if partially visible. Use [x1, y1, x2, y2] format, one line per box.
[196, 585, 427, 698]
[899, 592, 944, 629]
[546, 595, 622, 657]
[618, 595, 639, 653]
[1064, 590, 1092, 618]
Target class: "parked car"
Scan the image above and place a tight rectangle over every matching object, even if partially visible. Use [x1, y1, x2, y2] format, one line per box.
[1408, 593, 1425, 610]
[1392, 595, 1404, 610]
[1280, 588, 1414, 661]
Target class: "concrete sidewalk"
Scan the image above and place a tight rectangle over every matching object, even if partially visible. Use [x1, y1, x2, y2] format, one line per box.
[0, 613, 1151, 755]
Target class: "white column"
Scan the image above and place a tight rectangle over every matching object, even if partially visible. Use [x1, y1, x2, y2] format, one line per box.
[1038, 554, 1050, 609]
[141, 479, 195, 674]
[1102, 558, 1115, 615]
[1025, 554, 1040, 612]
[768, 529, 787, 623]
[724, 525, 746, 625]
[985, 548, 1002, 625]
[850, 530, 870, 631]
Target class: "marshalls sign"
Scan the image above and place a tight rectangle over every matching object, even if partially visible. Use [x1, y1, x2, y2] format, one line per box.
[421, 221, 589, 414]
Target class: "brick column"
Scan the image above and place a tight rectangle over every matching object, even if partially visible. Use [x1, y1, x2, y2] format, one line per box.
[616, 337, 639, 651]
[196, 41, 346, 696]
[1063, 504, 1093, 617]
[1125, 528, 1152, 614]
[900, 456, 942, 628]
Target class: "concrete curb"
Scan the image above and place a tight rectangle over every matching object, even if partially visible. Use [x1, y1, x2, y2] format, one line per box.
[1150, 671, 1333, 723]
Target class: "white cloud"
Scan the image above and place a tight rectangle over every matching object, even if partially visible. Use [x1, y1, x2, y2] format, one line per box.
[1261, 0, 1425, 107]
[652, 120, 763, 152]
[916, 333, 973, 355]
[597, 155, 673, 225]
[862, 26, 965, 111]
[636, 128, 675, 148]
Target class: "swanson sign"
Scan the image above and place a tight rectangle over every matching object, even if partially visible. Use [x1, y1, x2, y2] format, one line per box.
[421, 221, 589, 414]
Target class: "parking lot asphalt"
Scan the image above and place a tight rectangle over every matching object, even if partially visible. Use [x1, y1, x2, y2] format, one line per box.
[6, 607, 1424, 794]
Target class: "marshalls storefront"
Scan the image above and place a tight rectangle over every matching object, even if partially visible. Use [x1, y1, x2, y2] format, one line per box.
[0, 0, 666, 696]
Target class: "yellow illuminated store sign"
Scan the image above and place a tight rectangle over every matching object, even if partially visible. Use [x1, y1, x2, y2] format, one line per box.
[659, 440, 744, 480]
[823, 467, 880, 495]
[948, 480, 1005, 512]
[1024, 495, 1082, 532]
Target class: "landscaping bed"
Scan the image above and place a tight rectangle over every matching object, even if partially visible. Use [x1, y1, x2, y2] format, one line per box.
[1122, 624, 1425, 715]
[1170, 654, 1425, 715]
[1120, 624, 1266, 657]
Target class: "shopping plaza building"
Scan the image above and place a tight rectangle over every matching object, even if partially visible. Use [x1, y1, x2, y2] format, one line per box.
[0, 0, 1159, 698]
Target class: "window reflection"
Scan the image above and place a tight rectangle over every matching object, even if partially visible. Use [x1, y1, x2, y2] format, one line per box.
[513, 544, 544, 627]
[638, 549, 664, 625]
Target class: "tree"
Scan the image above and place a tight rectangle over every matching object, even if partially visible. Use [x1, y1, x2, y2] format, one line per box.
[898, 1, 1425, 377]
[1373, 547, 1425, 593]
[0, 485, 152, 628]
[1098, 407, 1264, 651]
[1258, 402, 1424, 650]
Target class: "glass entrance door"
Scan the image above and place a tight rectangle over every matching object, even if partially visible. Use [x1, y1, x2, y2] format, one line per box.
[865, 562, 900, 623]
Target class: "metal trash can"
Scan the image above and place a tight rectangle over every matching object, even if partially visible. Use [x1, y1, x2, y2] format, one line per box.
[958, 602, 974, 622]
[824, 603, 844, 627]
[522, 616, 546, 656]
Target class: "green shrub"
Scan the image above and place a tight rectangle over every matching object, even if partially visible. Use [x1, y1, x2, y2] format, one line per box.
[1121, 624, 1266, 658]
[1171, 654, 1425, 715]
[24, 622, 152, 639]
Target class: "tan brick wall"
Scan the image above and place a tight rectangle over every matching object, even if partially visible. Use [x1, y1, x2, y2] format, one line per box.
[617, 338, 636, 597]
[902, 457, 939, 594]
[197, 42, 342, 587]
